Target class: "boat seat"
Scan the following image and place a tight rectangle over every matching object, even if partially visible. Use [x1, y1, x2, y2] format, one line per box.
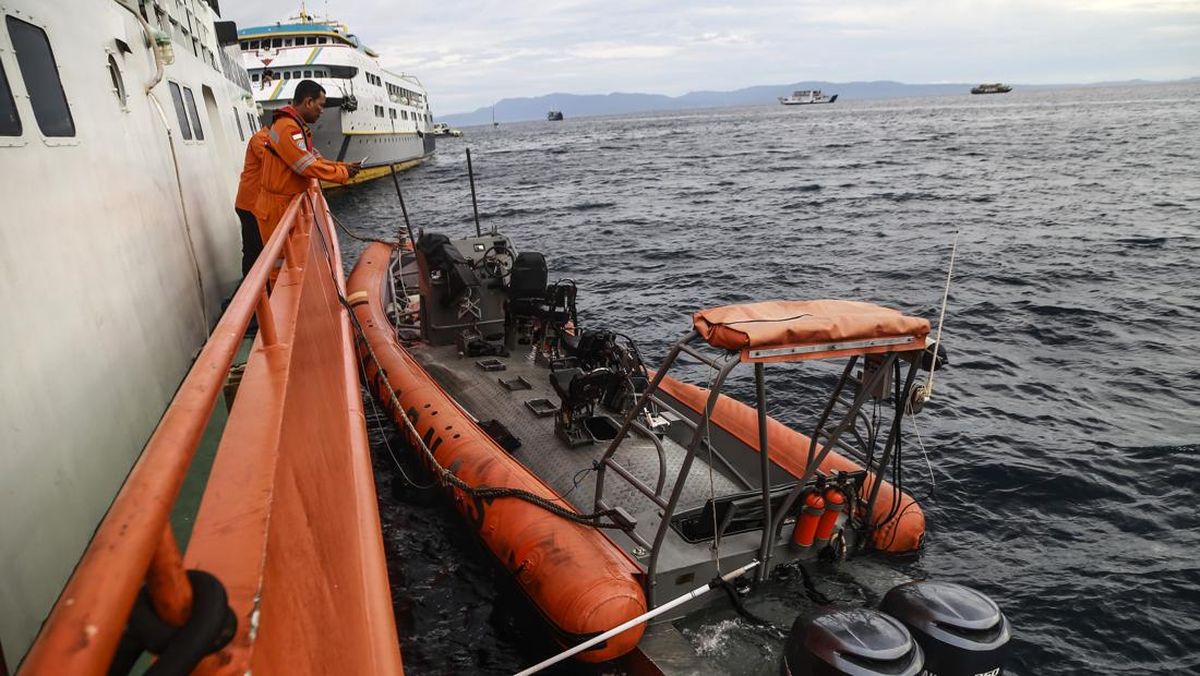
[507, 251, 547, 317]
[550, 367, 584, 402]
[415, 232, 479, 307]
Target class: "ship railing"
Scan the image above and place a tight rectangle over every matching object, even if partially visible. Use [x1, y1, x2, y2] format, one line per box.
[593, 331, 922, 608]
[19, 183, 402, 674]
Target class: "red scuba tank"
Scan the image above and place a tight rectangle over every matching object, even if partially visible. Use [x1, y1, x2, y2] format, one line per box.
[814, 488, 846, 547]
[792, 492, 826, 548]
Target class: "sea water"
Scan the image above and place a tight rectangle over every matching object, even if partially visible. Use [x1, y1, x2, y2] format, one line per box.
[329, 82, 1200, 674]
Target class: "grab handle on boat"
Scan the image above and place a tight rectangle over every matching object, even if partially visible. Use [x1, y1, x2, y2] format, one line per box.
[512, 560, 760, 676]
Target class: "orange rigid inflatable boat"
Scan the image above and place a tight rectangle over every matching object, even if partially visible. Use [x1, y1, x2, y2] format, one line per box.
[347, 234, 941, 668]
[20, 186, 404, 674]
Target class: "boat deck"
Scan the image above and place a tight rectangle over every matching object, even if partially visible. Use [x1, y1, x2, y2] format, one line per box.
[409, 343, 742, 521]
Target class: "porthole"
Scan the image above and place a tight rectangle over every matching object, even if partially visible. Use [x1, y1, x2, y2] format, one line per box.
[107, 54, 127, 107]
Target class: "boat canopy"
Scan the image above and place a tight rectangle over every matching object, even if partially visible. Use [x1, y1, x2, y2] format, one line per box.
[692, 300, 929, 362]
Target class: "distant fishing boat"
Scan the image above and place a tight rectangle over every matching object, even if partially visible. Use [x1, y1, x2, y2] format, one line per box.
[779, 89, 838, 105]
[547, 110, 564, 121]
[971, 83, 1012, 95]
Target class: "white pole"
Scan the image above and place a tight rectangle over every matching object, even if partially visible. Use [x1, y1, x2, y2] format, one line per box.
[513, 560, 760, 676]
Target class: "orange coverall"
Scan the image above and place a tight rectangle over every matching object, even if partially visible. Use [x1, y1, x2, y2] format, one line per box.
[253, 106, 350, 242]
[234, 127, 269, 212]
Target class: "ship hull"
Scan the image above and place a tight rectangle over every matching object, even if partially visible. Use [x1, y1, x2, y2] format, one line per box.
[779, 94, 838, 105]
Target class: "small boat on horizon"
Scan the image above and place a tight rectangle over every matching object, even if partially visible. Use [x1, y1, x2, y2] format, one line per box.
[779, 89, 838, 105]
[971, 83, 1013, 94]
[547, 110, 564, 121]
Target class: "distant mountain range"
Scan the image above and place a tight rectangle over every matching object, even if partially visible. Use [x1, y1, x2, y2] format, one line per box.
[438, 77, 1198, 126]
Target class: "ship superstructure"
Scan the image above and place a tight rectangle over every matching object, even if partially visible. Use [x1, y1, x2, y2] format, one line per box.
[238, 12, 434, 184]
[0, 0, 259, 663]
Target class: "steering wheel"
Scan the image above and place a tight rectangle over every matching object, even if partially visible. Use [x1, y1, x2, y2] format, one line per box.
[477, 245, 514, 280]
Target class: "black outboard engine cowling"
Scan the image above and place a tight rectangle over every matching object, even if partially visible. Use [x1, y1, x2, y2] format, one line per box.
[879, 581, 1010, 676]
[781, 608, 923, 676]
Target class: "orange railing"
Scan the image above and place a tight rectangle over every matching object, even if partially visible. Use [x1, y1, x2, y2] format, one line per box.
[20, 184, 403, 675]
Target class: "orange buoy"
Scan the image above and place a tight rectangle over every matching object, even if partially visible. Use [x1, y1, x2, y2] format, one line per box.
[814, 488, 846, 547]
[792, 492, 826, 548]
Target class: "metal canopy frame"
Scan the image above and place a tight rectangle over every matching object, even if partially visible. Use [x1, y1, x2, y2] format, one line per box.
[593, 330, 923, 608]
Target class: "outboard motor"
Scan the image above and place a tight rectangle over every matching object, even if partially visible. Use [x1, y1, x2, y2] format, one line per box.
[781, 608, 923, 676]
[879, 581, 1010, 676]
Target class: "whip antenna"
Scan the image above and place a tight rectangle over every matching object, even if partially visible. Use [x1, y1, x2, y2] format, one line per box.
[466, 148, 482, 237]
[913, 229, 959, 408]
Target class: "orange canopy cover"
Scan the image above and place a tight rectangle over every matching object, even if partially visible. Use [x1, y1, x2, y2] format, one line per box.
[693, 300, 930, 356]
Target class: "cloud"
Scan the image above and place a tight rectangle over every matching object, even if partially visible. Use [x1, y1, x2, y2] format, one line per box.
[227, 0, 1200, 114]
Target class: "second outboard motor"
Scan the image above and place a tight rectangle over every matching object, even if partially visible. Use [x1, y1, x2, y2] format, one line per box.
[880, 581, 1010, 676]
[781, 608, 923, 676]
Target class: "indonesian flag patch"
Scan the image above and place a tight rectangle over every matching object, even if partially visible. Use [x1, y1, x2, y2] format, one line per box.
[292, 131, 305, 150]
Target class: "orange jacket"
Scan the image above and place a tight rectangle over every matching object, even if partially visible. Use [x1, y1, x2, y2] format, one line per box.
[253, 106, 350, 240]
[234, 127, 269, 212]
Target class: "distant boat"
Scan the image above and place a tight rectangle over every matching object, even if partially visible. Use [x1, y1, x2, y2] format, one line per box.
[547, 110, 564, 121]
[492, 106, 499, 127]
[971, 83, 1012, 95]
[779, 89, 838, 105]
[431, 123, 463, 138]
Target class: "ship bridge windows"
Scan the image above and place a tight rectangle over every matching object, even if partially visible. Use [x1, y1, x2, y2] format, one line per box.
[6, 16, 74, 137]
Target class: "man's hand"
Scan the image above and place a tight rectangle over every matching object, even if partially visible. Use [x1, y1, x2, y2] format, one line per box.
[347, 161, 363, 178]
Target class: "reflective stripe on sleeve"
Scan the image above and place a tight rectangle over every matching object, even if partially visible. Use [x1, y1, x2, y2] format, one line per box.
[291, 153, 317, 173]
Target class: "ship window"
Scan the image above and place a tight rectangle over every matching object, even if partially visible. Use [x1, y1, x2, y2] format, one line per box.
[283, 71, 292, 80]
[314, 69, 326, 78]
[182, 86, 204, 140]
[318, 36, 327, 44]
[233, 107, 244, 140]
[6, 16, 74, 137]
[0, 60, 20, 136]
[401, 110, 408, 120]
[306, 36, 316, 45]
[168, 81, 192, 139]
[246, 111, 255, 132]
[252, 72, 259, 82]
[283, 38, 293, 47]
[250, 40, 259, 49]
[106, 54, 128, 108]
[303, 69, 312, 78]
[271, 38, 282, 48]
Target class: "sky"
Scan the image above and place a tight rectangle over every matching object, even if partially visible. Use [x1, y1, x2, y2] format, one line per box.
[229, 1, 1200, 115]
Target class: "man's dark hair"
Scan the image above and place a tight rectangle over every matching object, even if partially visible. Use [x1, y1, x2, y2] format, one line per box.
[293, 79, 325, 105]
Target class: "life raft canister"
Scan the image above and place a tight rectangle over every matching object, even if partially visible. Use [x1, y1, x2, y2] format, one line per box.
[792, 492, 825, 548]
[814, 487, 846, 547]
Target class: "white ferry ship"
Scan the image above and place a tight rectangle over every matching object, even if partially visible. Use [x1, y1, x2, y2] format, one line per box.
[778, 89, 838, 105]
[238, 11, 434, 185]
[0, 0, 259, 664]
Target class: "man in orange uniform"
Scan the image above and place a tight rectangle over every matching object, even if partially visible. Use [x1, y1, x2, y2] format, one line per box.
[234, 126, 268, 276]
[254, 79, 360, 242]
